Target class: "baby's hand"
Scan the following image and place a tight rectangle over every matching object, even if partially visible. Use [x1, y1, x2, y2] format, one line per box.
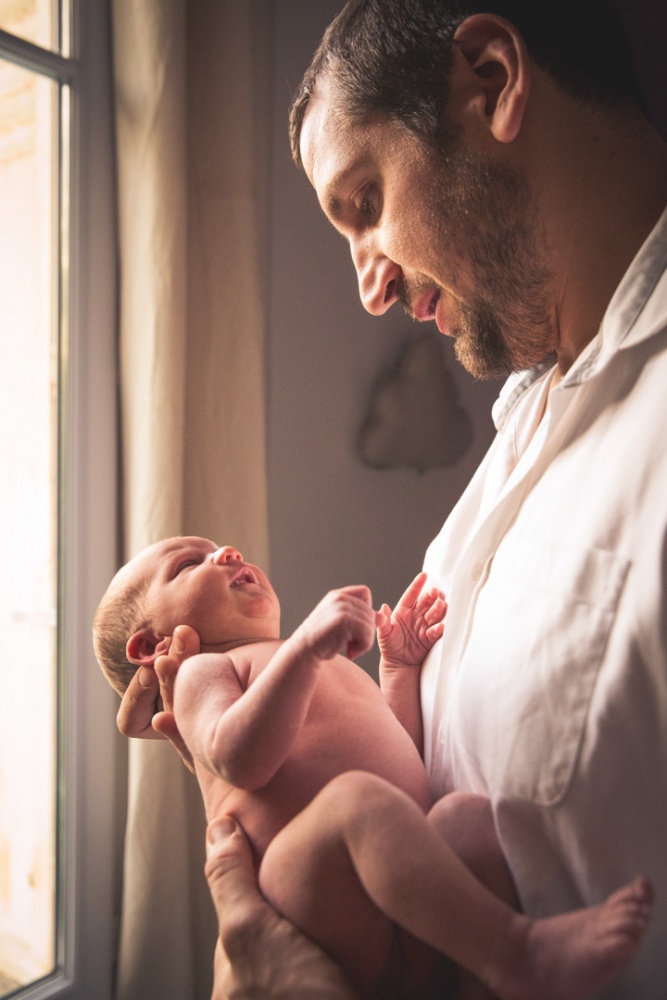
[295, 585, 376, 662]
[377, 573, 446, 670]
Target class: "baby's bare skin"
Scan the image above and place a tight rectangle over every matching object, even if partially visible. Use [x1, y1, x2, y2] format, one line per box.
[178, 638, 433, 858]
[170, 580, 653, 1000]
[110, 541, 653, 999]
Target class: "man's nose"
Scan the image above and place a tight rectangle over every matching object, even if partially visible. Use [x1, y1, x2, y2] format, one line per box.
[211, 546, 243, 565]
[351, 237, 401, 315]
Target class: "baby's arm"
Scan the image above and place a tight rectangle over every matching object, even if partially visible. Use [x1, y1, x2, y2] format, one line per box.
[176, 586, 377, 790]
[377, 572, 446, 752]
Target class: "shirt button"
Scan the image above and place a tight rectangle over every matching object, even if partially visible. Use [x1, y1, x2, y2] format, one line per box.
[472, 562, 484, 583]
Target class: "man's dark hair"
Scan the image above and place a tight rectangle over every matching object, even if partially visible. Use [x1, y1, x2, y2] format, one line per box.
[289, 0, 647, 165]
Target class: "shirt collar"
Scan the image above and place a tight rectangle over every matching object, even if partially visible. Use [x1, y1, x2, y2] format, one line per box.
[493, 205, 667, 431]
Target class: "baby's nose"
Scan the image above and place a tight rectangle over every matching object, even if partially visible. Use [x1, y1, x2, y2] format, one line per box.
[211, 546, 243, 565]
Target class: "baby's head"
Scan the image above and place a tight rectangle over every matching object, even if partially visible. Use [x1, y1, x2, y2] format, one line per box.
[93, 536, 280, 697]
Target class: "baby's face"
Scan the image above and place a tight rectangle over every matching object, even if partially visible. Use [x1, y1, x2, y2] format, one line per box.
[131, 536, 280, 648]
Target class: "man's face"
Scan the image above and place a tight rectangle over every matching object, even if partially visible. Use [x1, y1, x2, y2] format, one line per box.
[300, 77, 556, 379]
[127, 536, 280, 649]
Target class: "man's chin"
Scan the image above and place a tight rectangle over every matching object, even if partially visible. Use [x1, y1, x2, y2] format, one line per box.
[454, 325, 557, 381]
[454, 337, 513, 381]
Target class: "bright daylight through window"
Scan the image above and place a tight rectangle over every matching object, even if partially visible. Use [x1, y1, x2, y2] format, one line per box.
[0, 1, 68, 994]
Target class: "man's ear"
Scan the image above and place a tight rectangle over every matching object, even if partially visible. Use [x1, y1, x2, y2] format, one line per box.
[450, 14, 530, 143]
[126, 627, 170, 666]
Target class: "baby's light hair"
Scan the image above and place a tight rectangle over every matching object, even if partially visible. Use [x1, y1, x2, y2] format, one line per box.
[93, 573, 148, 697]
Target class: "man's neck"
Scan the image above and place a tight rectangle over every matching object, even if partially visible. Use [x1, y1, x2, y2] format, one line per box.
[528, 83, 667, 374]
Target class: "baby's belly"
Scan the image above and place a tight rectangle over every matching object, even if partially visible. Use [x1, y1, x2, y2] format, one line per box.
[205, 691, 432, 859]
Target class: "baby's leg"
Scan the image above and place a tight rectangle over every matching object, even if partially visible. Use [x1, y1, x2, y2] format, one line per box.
[428, 792, 520, 911]
[429, 793, 654, 999]
[259, 773, 440, 997]
[261, 772, 653, 1000]
[428, 792, 519, 1000]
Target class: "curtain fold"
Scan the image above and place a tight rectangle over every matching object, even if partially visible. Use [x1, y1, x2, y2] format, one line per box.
[112, 3, 271, 997]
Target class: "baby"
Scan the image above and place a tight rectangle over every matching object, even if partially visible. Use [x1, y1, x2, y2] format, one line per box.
[94, 535, 653, 1000]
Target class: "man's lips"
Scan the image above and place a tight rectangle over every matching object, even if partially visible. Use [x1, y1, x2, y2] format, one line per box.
[434, 295, 452, 337]
[410, 288, 452, 337]
[411, 288, 440, 322]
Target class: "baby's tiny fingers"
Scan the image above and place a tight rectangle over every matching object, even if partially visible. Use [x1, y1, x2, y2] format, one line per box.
[375, 604, 392, 634]
[396, 572, 428, 609]
[425, 621, 445, 643]
[416, 586, 443, 611]
[424, 597, 447, 624]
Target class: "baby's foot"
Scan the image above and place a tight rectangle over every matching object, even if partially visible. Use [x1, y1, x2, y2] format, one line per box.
[493, 876, 654, 1000]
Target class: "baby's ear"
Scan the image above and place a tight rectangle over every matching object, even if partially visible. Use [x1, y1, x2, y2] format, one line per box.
[154, 635, 172, 658]
[126, 627, 164, 666]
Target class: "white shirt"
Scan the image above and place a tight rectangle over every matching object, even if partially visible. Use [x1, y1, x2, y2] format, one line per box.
[421, 208, 667, 998]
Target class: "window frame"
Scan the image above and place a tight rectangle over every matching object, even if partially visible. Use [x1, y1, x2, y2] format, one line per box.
[0, 3, 124, 998]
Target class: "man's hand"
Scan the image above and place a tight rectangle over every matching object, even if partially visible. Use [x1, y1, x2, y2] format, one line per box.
[206, 816, 359, 1000]
[116, 662, 162, 740]
[376, 572, 446, 670]
[153, 624, 202, 771]
[294, 585, 376, 662]
[117, 624, 201, 773]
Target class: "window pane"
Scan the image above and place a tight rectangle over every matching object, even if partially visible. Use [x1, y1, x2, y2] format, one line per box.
[0, 0, 60, 53]
[0, 55, 58, 994]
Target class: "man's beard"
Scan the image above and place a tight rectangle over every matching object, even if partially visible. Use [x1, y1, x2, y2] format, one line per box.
[409, 136, 556, 380]
[453, 294, 556, 381]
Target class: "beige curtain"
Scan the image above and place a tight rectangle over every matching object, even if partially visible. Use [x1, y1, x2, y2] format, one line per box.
[112, 2, 271, 998]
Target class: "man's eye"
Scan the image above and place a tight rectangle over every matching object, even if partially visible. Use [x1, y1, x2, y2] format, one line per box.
[356, 184, 378, 218]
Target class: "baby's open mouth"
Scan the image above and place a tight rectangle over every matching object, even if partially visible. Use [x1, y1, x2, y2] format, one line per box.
[230, 568, 257, 588]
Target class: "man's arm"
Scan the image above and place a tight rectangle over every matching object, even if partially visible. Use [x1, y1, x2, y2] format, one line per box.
[377, 573, 446, 752]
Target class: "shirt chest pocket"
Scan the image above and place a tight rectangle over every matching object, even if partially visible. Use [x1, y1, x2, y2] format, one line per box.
[453, 535, 630, 806]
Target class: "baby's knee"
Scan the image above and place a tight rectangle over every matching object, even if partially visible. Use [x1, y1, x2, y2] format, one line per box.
[311, 771, 415, 840]
[429, 792, 519, 907]
[317, 770, 395, 815]
[428, 791, 495, 845]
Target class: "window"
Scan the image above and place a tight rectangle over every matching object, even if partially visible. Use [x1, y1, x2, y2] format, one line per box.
[0, 3, 123, 998]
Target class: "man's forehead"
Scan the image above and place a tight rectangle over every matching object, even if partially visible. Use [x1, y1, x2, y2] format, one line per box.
[299, 77, 341, 185]
[300, 85, 385, 214]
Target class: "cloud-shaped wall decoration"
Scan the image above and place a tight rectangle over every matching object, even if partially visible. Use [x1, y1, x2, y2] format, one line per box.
[357, 332, 473, 472]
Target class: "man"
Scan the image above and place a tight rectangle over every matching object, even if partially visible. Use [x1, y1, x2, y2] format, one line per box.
[121, 1, 667, 996]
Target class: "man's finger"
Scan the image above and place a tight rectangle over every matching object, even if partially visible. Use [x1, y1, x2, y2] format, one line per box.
[152, 711, 195, 772]
[117, 666, 163, 739]
[206, 817, 273, 951]
[172, 623, 201, 658]
[204, 817, 360, 999]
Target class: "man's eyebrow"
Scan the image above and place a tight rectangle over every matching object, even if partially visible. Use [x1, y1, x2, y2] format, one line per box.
[325, 193, 343, 221]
